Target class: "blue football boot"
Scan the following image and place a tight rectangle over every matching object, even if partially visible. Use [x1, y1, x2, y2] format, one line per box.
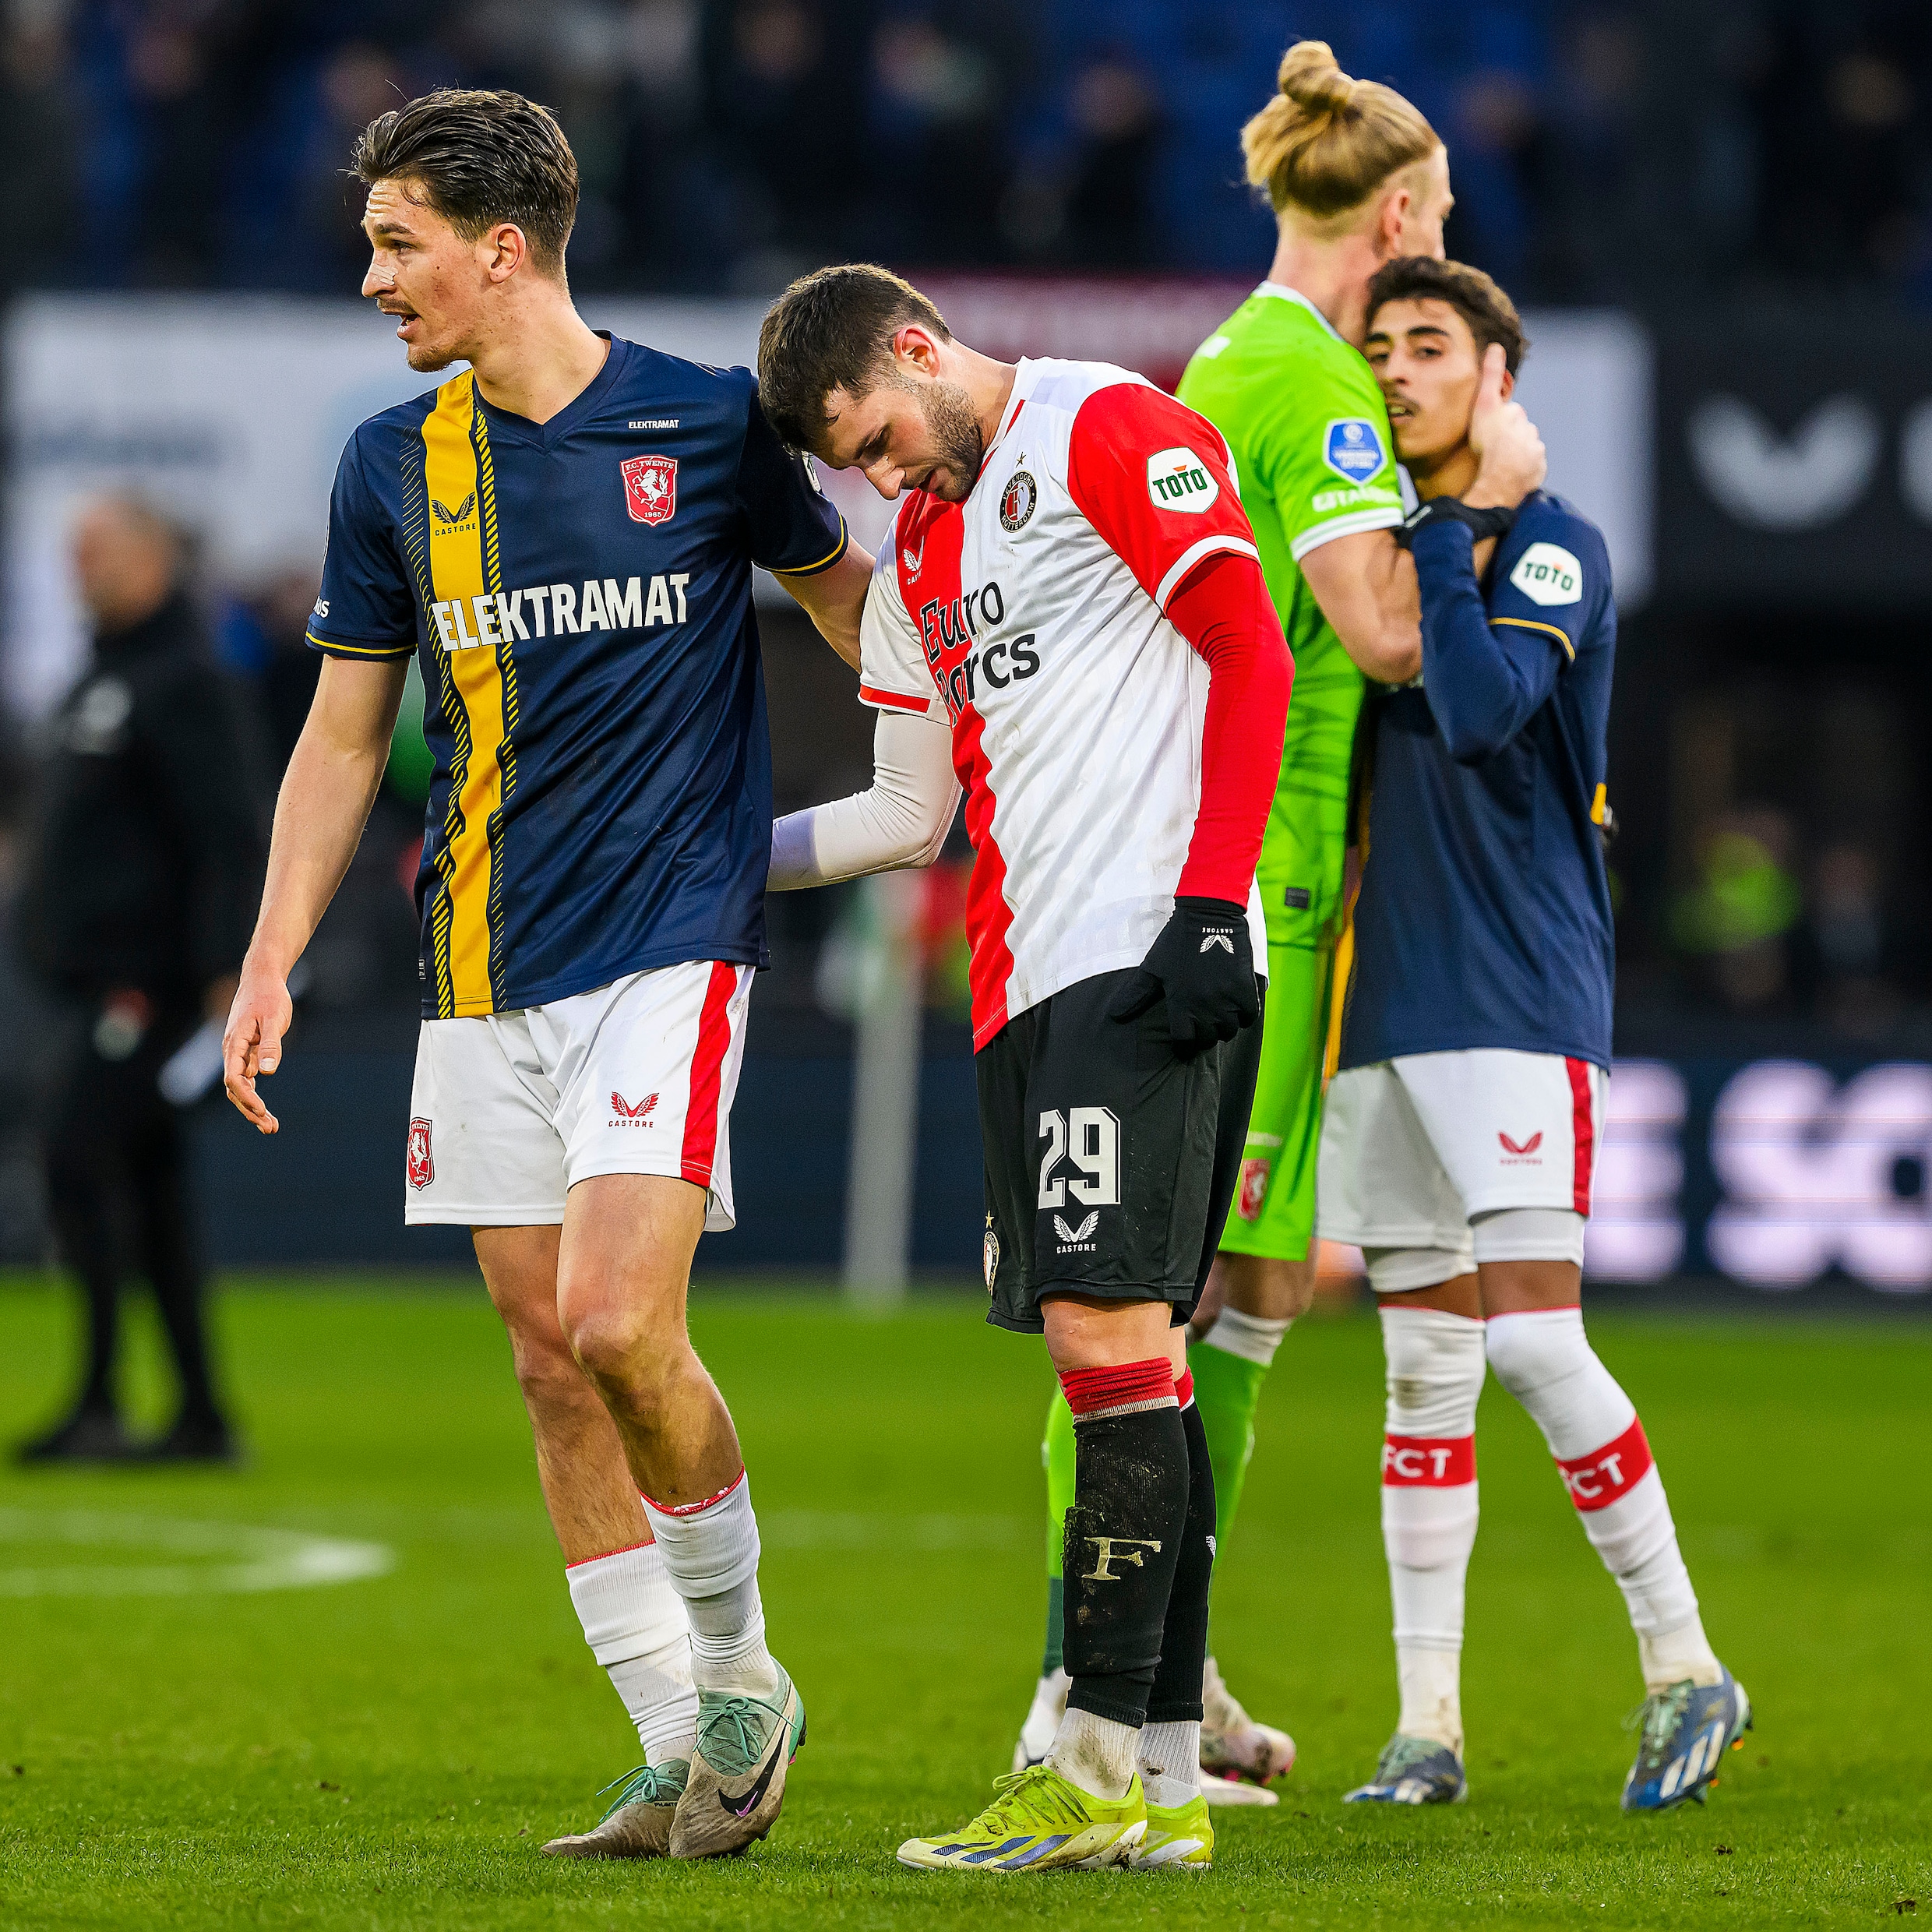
[1344, 1734, 1468, 1805]
[1621, 1669, 1751, 1811]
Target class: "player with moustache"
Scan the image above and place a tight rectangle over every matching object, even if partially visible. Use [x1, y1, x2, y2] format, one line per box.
[758, 263, 1291, 1874]
[221, 90, 870, 1860]
[1325, 256, 1750, 1812]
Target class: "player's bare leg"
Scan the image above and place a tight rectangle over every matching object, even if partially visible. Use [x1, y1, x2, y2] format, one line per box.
[476, 1225, 697, 1858]
[479, 1226, 653, 1557]
[555, 1176, 743, 1503]
[556, 1172, 802, 1858]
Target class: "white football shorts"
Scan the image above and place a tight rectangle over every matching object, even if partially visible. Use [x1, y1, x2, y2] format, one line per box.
[1317, 1048, 1605, 1274]
[404, 961, 754, 1231]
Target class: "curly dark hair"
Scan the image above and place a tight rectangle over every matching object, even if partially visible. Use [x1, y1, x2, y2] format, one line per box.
[1364, 256, 1528, 375]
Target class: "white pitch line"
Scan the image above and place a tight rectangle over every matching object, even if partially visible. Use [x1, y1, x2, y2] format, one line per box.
[0, 1511, 393, 1598]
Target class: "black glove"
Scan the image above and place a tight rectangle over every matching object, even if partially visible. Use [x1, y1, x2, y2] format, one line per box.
[1392, 496, 1520, 549]
[1105, 897, 1259, 1056]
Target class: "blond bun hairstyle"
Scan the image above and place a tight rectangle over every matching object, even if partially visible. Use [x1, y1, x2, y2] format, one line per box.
[1242, 41, 1439, 225]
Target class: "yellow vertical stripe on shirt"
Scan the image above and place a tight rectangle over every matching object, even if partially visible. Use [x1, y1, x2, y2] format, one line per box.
[422, 372, 503, 1016]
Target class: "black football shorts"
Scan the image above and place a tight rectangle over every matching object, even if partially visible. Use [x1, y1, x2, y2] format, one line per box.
[977, 967, 1265, 1334]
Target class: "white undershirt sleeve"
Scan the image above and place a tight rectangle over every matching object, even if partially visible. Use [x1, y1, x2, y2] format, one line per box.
[767, 707, 960, 890]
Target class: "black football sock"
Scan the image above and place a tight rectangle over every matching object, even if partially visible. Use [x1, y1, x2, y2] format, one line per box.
[1146, 1386, 1216, 1728]
[1059, 1359, 1190, 1729]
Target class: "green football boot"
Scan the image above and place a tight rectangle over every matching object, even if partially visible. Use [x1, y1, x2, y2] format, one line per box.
[668, 1665, 806, 1860]
[541, 1759, 687, 1859]
[897, 1765, 1147, 1873]
[1128, 1790, 1214, 1871]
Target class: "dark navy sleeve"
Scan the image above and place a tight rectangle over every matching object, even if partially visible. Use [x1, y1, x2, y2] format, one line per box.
[1412, 514, 1596, 764]
[735, 390, 848, 575]
[308, 434, 418, 661]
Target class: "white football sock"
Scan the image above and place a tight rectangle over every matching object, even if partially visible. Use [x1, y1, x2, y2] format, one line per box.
[565, 1540, 698, 1765]
[1137, 1719, 1201, 1808]
[1485, 1309, 1721, 1691]
[1018, 1667, 1070, 1763]
[1380, 1305, 1486, 1755]
[640, 1472, 781, 1698]
[1196, 1305, 1292, 1370]
[1047, 1705, 1139, 1802]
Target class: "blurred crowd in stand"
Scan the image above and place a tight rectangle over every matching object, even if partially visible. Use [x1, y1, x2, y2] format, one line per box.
[0, 2, 1929, 1272]
[0, 0, 1923, 304]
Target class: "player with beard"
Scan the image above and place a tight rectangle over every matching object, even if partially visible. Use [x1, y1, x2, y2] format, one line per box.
[1325, 256, 1750, 1810]
[1016, 39, 1550, 1801]
[222, 90, 870, 1860]
[759, 264, 1290, 1874]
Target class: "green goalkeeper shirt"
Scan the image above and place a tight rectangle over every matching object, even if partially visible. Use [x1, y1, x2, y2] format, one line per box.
[1177, 284, 1405, 950]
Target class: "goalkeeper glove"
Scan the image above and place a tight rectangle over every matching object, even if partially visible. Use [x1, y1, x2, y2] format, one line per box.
[1105, 897, 1258, 1056]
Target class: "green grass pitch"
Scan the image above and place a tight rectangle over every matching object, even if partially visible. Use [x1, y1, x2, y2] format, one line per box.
[0, 1274, 1926, 1930]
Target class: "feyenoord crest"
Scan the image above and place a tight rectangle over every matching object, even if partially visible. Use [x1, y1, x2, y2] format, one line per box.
[622, 453, 677, 526]
[999, 467, 1036, 532]
[406, 1117, 434, 1190]
[983, 1217, 1000, 1292]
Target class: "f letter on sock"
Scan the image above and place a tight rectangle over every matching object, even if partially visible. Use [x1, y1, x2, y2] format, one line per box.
[1056, 1357, 1187, 1733]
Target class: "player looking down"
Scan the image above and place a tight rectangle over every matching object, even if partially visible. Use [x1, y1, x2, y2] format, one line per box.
[758, 263, 1292, 1874]
[1018, 37, 1549, 1799]
[220, 90, 870, 1860]
[1322, 256, 1750, 1810]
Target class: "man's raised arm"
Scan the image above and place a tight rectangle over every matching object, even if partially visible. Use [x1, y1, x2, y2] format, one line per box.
[1300, 360, 1546, 687]
[222, 655, 408, 1133]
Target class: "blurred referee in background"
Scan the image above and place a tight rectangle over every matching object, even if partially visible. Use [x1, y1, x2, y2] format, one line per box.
[15, 495, 265, 1465]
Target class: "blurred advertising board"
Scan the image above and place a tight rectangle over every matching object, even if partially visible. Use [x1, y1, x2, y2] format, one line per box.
[4, 285, 1650, 718]
[1652, 312, 1932, 610]
[182, 1028, 1932, 1299]
[1588, 1055, 1932, 1295]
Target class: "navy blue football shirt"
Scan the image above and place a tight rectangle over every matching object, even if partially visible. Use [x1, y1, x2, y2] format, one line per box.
[308, 334, 847, 1019]
[1340, 491, 1616, 1070]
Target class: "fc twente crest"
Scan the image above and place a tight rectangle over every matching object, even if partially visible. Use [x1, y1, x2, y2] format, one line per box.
[407, 1117, 434, 1190]
[622, 453, 677, 526]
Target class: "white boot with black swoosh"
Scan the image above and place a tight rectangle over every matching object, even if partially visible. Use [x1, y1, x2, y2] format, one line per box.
[669, 1663, 806, 1859]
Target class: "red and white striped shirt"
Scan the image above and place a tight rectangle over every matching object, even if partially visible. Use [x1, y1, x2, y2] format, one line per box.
[857, 358, 1285, 1048]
